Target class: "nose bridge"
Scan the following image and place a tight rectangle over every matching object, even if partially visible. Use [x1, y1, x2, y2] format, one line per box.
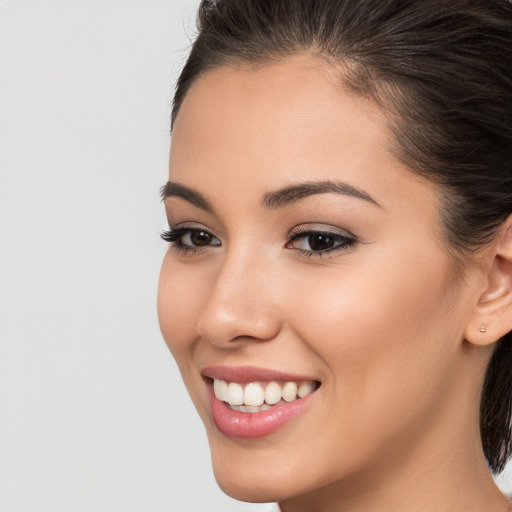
[197, 241, 281, 346]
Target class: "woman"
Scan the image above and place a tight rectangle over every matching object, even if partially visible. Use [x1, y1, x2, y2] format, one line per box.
[158, 0, 512, 510]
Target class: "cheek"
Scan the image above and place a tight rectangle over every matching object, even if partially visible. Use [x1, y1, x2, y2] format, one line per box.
[273, 251, 465, 476]
[157, 256, 204, 362]
[288, 249, 461, 415]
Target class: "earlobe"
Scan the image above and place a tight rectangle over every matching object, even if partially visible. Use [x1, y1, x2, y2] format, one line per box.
[465, 219, 512, 346]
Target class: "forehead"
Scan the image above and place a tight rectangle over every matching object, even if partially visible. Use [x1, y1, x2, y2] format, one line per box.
[173, 56, 386, 140]
[177, 56, 356, 124]
[171, 57, 395, 181]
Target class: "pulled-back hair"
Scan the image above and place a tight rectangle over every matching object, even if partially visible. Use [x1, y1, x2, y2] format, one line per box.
[171, 0, 512, 473]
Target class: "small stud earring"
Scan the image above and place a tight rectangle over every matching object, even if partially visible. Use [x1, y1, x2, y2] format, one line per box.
[480, 324, 488, 333]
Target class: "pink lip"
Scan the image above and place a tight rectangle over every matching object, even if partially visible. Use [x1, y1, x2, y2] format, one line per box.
[202, 366, 320, 439]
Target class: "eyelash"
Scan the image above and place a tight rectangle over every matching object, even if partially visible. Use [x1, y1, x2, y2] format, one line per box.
[160, 226, 357, 257]
[160, 226, 220, 255]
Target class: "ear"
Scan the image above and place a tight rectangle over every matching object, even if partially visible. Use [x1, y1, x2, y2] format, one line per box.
[465, 217, 512, 346]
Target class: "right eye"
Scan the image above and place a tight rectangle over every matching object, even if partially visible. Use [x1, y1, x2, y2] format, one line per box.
[161, 226, 221, 253]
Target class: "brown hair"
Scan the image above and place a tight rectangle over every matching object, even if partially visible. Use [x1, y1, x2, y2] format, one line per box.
[171, 0, 512, 473]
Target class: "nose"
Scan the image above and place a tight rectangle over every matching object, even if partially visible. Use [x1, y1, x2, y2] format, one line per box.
[197, 247, 282, 347]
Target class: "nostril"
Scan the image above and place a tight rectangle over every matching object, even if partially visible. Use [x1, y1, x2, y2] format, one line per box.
[197, 310, 282, 347]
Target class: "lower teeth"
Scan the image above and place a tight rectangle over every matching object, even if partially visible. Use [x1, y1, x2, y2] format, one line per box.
[229, 403, 273, 413]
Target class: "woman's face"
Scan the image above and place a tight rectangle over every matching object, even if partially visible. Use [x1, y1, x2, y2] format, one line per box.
[158, 57, 481, 503]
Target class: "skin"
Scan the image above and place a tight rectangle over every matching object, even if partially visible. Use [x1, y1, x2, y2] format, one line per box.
[158, 56, 512, 511]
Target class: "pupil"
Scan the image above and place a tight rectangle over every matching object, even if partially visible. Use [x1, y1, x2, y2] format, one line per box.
[308, 233, 334, 251]
[191, 231, 211, 246]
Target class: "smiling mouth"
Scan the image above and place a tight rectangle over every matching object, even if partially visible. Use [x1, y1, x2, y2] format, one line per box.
[202, 368, 322, 438]
[211, 378, 321, 413]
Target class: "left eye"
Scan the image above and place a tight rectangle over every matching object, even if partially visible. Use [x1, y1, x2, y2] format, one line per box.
[286, 230, 355, 253]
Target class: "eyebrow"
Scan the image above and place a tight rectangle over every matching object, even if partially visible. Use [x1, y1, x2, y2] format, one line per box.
[160, 178, 381, 212]
[160, 181, 213, 212]
[262, 180, 381, 209]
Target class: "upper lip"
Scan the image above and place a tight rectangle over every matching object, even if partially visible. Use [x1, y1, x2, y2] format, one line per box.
[201, 365, 320, 383]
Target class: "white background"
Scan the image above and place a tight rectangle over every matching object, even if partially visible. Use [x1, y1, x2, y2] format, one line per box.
[0, 1, 510, 511]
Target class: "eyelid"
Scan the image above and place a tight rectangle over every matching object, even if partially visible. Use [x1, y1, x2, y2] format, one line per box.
[288, 223, 356, 239]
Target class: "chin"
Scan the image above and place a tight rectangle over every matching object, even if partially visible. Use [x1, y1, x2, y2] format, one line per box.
[214, 471, 282, 503]
[211, 458, 294, 504]
[205, 433, 303, 503]
[206, 430, 343, 505]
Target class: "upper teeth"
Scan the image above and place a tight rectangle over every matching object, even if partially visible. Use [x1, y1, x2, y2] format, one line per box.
[213, 378, 317, 407]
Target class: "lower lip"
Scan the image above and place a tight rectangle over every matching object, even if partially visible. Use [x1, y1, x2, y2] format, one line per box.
[208, 386, 316, 439]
